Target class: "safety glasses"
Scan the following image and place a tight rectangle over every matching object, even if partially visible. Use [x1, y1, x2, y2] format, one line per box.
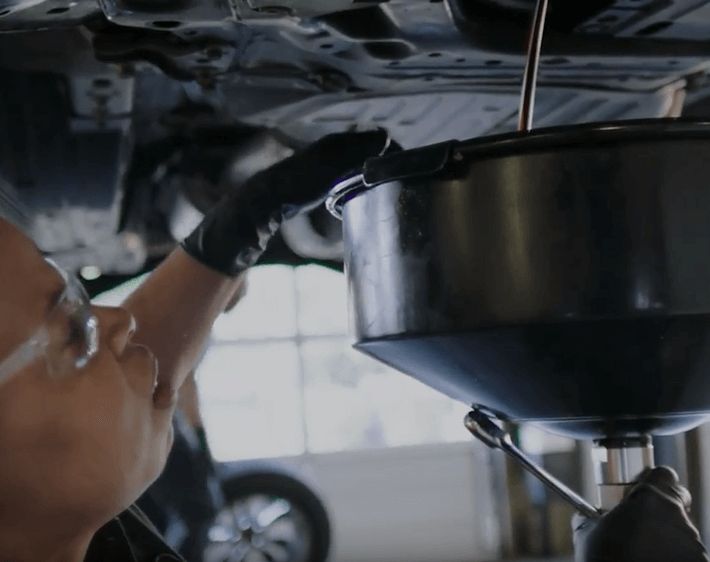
[0, 260, 99, 386]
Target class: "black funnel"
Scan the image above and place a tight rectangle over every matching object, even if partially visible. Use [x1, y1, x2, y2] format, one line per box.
[330, 120, 710, 439]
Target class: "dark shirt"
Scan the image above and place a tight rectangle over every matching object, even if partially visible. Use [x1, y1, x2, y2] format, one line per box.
[84, 505, 185, 562]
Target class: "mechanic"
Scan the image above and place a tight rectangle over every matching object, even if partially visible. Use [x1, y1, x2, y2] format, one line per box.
[0, 130, 389, 562]
[0, 128, 706, 562]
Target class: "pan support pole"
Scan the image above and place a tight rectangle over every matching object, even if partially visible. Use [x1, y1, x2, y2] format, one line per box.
[592, 436, 655, 510]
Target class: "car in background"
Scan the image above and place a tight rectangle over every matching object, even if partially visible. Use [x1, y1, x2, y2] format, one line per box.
[138, 412, 331, 562]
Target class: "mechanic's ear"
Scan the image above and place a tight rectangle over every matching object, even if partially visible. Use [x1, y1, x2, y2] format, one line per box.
[92, 306, 136, 357]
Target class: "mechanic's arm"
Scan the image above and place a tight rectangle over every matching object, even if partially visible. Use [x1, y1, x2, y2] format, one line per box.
[124, 130, 391, 409]
[178, 370, 204, 427]
[122, 252, 242, 409]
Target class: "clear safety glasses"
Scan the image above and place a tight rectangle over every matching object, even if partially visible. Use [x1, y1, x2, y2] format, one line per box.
[0, 260, 99, 385]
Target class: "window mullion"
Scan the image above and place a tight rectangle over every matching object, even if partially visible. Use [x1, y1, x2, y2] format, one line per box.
[293, 270, 310, 457]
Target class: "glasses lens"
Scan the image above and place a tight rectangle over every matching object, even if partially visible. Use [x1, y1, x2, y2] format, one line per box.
[44, 274, 99, 376]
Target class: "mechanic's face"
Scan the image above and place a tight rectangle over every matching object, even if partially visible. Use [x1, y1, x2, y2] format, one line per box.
[0, 219, 173, 534]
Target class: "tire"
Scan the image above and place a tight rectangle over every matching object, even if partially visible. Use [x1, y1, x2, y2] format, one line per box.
[203, 466, 331, 562]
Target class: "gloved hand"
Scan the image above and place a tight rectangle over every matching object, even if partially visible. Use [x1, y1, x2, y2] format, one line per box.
[574, 466, 710, 562]
[182, 129, 393, 276]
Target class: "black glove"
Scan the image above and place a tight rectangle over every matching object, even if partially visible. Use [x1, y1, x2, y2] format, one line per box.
[182, 129, 393, 276]
[574, 466, 709, 562]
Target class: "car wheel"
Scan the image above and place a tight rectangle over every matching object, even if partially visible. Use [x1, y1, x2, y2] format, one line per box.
[204, 469, 331, 562]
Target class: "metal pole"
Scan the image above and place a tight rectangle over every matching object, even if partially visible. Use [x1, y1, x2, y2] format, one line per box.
[518, 0, 549, 132]
[592, 437, 655, 510]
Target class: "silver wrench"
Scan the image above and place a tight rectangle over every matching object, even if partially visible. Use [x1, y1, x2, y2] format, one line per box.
[465, 408, 601, 519]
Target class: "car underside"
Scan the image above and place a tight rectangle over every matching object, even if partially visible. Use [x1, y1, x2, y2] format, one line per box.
[2, 0, 710, 291]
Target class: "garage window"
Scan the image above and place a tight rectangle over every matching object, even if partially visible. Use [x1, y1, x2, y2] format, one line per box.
[201, 265, 467, 461]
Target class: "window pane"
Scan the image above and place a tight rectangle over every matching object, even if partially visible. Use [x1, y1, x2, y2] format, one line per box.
[520, 425, 575, 455]
[197, 342, 305, 461]
[295, 265, 348, 336]
[212, 265, 298, 341]
[302, 338, 468, 453]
